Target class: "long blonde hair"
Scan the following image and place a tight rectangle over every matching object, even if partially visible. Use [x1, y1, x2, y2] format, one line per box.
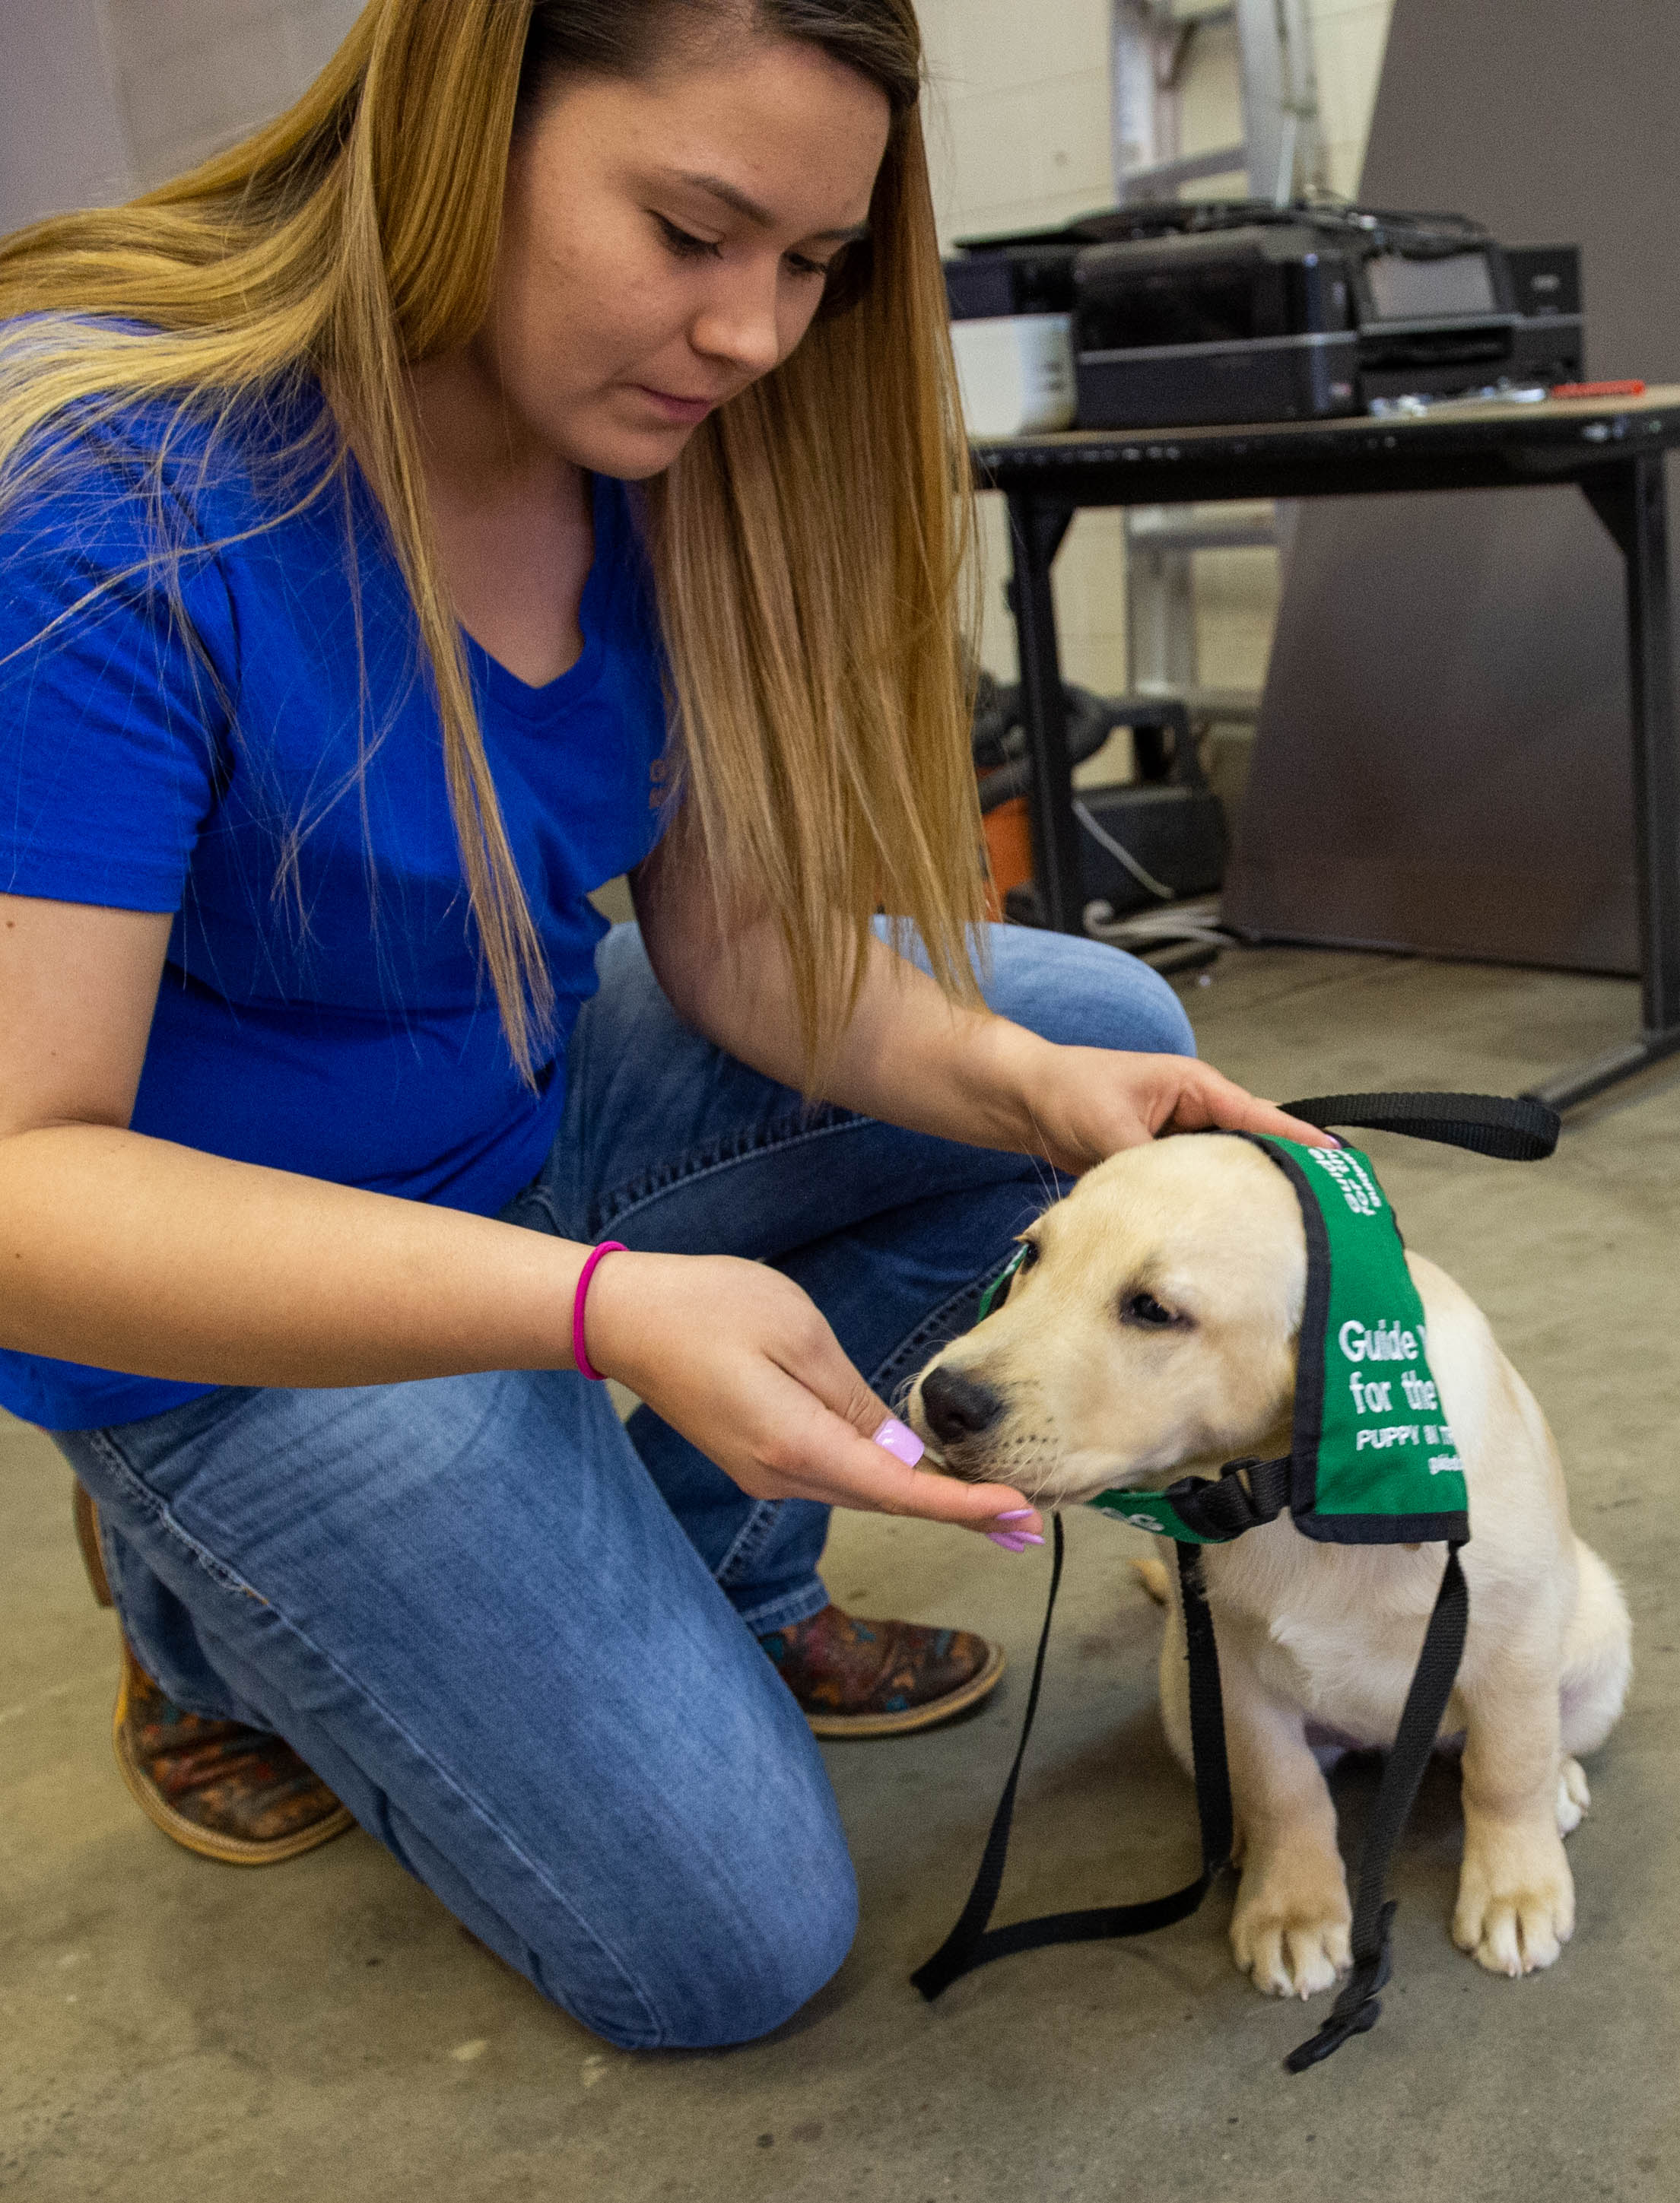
[0, 0, 983, 1081]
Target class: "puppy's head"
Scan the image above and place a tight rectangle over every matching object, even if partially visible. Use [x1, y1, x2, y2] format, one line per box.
[906, 1136, 1305, 1506]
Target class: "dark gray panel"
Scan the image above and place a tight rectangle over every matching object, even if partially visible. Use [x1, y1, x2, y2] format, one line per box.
[1223, 0, 1680, 972]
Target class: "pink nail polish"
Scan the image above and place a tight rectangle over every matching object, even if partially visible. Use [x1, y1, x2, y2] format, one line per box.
[996, 1508, 1034, 1522]
[987, 1532, 1029, 1551]
[872, 1415, 925, 1468]
[1016, 1532, 1046, 1546]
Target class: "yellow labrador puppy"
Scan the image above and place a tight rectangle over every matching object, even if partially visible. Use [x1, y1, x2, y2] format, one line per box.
[907, 1135, 1630, 2001]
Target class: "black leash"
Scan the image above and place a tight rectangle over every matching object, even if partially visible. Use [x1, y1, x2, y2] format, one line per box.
[911, 1521, 1231, 2001]
[913, 1483, 1469, 2072]
[1285, 1542, 1469, 2068]
[913, 1089, 1555, 2068]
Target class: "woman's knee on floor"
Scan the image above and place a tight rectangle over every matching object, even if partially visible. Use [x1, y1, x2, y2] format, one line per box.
[390, 1770, 858, 2054]
[977, 923, 1196, 1060]
[613, 1849, 857, 2052]
[548, 1789, 859, 2052]
[439, 1671, 862, 2052]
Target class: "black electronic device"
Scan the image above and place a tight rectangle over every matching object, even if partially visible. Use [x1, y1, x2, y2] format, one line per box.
[1505, 243, 1583, 320]
[1074, 223, 1361, 427]
[1351, 237, 1583, 407]
[942, 242, 1078, 322]
[947, 202, 1584, 430]
[1073, 753, 1226, 917]
[973, 681, 1225, 923]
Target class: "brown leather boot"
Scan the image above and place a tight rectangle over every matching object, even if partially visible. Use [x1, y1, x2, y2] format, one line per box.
[760, 1603, 1004, 1738]
[74, 1481, 354, 1866]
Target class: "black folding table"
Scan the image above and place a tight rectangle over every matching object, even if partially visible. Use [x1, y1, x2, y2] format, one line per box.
[974, 387, 1680, 1110]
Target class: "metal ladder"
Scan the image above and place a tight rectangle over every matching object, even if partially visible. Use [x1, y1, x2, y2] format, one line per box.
[1110, 0, 1327, 721]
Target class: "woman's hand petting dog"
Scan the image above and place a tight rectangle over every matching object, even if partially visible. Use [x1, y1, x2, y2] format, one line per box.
[1009, 1046, 1339, 1176]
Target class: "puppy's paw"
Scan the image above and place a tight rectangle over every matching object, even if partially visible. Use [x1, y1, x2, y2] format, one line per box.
[1453, 1825, 1575, 1976]
[1555, 1757, 1590, 1836]
[1231, 1872, 1351, 2001]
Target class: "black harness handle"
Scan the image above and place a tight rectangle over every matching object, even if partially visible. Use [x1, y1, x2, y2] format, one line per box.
[913, 1089, 1553, 2070]
[1282, 1090, 1558, 1162]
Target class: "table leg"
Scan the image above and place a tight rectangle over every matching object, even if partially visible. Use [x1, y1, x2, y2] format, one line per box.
[1006, 495, 1082, 932]
[1528, 453, 1680, 1112]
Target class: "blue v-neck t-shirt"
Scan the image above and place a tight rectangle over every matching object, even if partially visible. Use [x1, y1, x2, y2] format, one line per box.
[0, 383, 672, 1428]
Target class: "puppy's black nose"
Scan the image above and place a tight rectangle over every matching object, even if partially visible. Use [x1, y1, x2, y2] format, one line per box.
[921, 1366, 1004, 1446]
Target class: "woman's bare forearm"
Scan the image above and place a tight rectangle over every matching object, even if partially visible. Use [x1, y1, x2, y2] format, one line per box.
[749, 922, 1046, 1145]
[640, 873, 1051, 1152]
[0, 1125, 589, 1387]
[635, 852, 1334, 1172]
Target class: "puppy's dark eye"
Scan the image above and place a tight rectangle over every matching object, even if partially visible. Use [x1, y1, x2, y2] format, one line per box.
[1017, 1240, 1040, 1272]
[1121, 1290, 1179, 1329]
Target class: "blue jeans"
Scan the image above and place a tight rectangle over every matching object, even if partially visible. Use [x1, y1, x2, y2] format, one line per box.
[52, 922, 1193, 2049]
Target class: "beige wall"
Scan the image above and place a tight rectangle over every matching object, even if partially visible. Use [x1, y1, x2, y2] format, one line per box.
[919, 0, 1391, 238]
[917, 0, 1394, 700]
[2, 1, 364, 224]
[0, 0, 133, 231]
[100, 0, 363, 187]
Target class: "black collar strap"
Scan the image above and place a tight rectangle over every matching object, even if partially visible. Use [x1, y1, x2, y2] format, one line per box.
[1156, 1454, 1292, 1542]
[913, 1089, 1555, 2073]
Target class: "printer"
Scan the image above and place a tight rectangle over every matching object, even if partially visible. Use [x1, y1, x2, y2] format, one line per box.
[943, 203, 1584, 434]
[942, 240, 1080, 438]
[1072, 221, 1361, 427]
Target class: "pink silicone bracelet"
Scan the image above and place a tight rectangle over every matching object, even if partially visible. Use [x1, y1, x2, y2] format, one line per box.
[571, 1241, 627, 1382]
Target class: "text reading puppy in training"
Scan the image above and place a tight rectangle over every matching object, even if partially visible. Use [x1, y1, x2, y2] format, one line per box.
[907, 1135, 1630, 1999]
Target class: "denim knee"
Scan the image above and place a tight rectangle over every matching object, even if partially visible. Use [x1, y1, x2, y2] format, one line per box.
[392, 1784, 858, 2054]
[587, 1819, 859, 2052]
[678, 1879, 856, 2052]
[977, 924, 1196, 1060]
[552, 1679, 859, 2051]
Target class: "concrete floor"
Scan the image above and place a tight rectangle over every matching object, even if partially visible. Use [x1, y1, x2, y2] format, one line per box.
[5, 946, 1680, 2201]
